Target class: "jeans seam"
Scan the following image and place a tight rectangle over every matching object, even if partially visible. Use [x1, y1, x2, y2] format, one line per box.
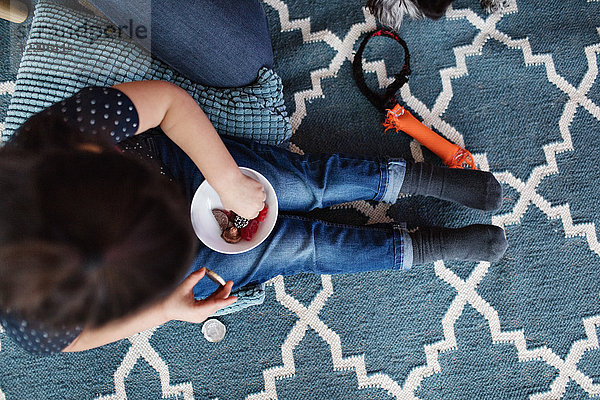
[373, 160, 387, 202]
[393, 226, 401, 271]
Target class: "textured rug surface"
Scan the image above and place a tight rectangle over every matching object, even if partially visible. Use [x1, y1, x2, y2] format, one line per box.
[1, 0, 600, 399]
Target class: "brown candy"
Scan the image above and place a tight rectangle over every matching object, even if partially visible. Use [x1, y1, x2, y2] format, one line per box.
[212, 209, 230, 232]
[221, 226, 242, 244]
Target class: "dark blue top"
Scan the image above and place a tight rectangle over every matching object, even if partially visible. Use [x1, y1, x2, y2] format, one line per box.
[0, 311, 83, 354]
[18, 86, 140, 145]
[1, 86, 149, 354]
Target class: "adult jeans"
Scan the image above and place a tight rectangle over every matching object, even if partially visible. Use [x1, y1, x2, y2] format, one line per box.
[147, 134, 413, 299]
[88, 0, 274, 87]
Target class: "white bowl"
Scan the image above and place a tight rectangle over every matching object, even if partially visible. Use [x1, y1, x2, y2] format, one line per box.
[190, 167, 278, 254]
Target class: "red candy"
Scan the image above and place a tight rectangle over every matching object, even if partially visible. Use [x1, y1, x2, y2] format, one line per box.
[241, 219, 259, 241]
[215, 204, 269, 243]
[257, 204, 268, 222]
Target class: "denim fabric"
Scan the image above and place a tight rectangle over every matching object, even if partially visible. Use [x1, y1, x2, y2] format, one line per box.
[88, 0, 274, 88]
[148, 133, 412, 299]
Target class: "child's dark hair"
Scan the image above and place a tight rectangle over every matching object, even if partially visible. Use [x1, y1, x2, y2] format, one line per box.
[0, 117, 197, 330]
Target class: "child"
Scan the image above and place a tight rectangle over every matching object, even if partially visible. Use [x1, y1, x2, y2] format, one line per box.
[0, 81, 507, 354]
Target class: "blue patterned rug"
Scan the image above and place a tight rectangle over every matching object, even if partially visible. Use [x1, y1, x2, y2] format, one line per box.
[1, 0, 600, 399]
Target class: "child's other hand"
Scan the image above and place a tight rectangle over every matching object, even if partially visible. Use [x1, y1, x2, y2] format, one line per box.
[217, 172, 266, 219]
[162, 268, 237, 324]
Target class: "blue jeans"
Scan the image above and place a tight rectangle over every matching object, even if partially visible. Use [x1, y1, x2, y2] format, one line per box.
[147, 134, 413, 299]
[88, 0, 274, 87]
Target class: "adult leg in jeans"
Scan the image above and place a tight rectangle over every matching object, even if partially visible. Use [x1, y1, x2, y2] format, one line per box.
[88, 0, 274, 87]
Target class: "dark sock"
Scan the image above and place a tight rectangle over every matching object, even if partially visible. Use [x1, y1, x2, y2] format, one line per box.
[410, 224, 508, 265]
[400, 161, 503, 211]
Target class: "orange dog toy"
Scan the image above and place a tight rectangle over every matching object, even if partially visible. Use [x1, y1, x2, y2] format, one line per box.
[352, 29, 477, 170]
[383, 104, 477, 169]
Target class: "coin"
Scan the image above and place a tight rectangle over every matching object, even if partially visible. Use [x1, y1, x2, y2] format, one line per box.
[202, 319, 226, 343]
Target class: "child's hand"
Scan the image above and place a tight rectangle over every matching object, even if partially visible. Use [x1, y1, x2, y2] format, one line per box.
[162, 268, 237, 324]
[216, 172, 266, 219]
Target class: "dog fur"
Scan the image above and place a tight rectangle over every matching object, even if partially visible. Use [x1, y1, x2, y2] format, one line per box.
[366, 0, 513, 31]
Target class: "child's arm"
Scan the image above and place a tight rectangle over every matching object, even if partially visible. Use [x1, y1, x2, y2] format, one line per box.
[62, 268, 236, 352]
[114, 80, 265, 219]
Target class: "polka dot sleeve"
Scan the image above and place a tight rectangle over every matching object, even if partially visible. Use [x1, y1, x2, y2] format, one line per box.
[34, 86, 140, 144]
[0, 311, 82, 355]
